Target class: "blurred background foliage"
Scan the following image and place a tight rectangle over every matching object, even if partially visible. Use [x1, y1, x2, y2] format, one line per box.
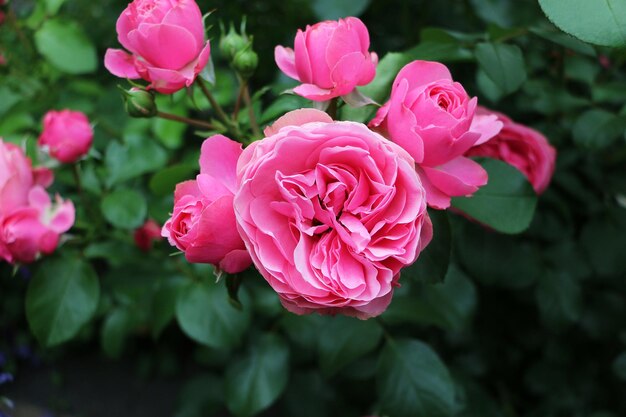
[2, 0, 626, 416]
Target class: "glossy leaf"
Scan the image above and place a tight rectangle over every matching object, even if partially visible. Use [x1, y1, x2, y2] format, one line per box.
[225, 334, 289, 417]
[539, 0, 626, 47]
[475, 42, 526, 95]
[377, 338, 457, 417]
[101, 188, 147, 229]
[452, 159, 537, 234]
[26, 256, 100, 347]
[34, 19, 97, 74]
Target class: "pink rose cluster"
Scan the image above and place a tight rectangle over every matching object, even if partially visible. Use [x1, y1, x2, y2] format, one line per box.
[159, 16, 557, 319]
[0, 140, 74, 264]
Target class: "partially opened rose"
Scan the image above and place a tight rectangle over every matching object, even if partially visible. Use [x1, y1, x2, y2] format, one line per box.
[38, 110, 93, 163]
[104, 0, 211, 94]
[162, 135, 252, 273]
[275, 17, 378, 101]
[0, 187, 75, 264]
[370, 60, 502, 209]
[466, 107, 556, 194]
[234, 109, 432, 319]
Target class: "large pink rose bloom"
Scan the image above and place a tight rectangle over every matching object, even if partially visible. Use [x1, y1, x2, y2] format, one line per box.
[162, 135, 252, 273]
[234, 109, 432, 319]
[0, 187, 75, 264]
[38, 110, 93, 164]
[466, 107, 557, 194]
[104, 0, 211, 94]
[370, 60, 503, 209]
[275, 17, 378, 102]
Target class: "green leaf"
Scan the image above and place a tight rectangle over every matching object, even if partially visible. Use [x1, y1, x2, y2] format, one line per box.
[539, 0, 626, 47]
[469, 0, 538, 27]
[26, 256, 100, 347]
[105, 135, 168, 187]
[151, 277, 187, 339]
[612, 352, 626, 381]
[101, 188, 147, 229]
[309, 0, 371, 20]
[535, 270, 582, 329]
[44, 0, 67, 14]
[476, 68, 505, 103]
[572, 109, 626, 150]
[581, 212, 626, 276]
[383, 265, 477, 331]
[318, 316, 383, 377]
[34, 19, 97, 74]
[475, 42, 526, 95]
[175, 374, 224, 417]
[225, 334, 289, 417]
[149, 164, 197, 197]
[176, 280, 251, 348]
[402, 210, 451, 284]
[341, 52, 410, 123]
[529, 26, 597, 56]
[377, 338, 457, 417]
[452, 159, 537, 234]
[101, 307, 134, 358]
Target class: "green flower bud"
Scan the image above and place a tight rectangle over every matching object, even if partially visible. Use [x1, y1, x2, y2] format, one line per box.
[219, 24, 248, 61]
[233, 46, 258, 79]
[123, 88, 157, 118]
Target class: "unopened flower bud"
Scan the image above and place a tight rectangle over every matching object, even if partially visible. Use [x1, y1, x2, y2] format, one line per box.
[219, 24, 248, 61]
[233, 46, 258, 80]
[123, 88, 157, 118]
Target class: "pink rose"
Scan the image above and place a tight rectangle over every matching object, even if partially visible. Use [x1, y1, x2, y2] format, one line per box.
[134, 219, 162, 251]
[162, 135, 252, 273]
[275, 17, 378, 101]
[0, 141, 35, 217]
[0, 187, 75, 264]
[234, 109, 432, 319]
[370, 60, 503, 209]
[466, 107, 556, 194]
[104, 0, 211, 94]
[38, 110, 93, 164]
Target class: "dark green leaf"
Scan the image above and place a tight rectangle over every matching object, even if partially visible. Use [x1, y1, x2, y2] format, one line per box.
[318, 316, 383, 377]
[538, 0, 626, 47]
[572, 109, 626, 150]
[176, 280, 251, 348]
[26, 256, 100, 347]
[105, 135, 168, 187]
[402, 210, 451, 284]
[152, 277, 187, 338]
[535, 270, 582, 328]
[452, 159, 537, 234]
[612, 352, 626, 381]
[383, 265, 477, 331]
[475, 42, 527, 95]
[175, 374, 223, 417]
[34, 19, 97, 74]
[309, 0, 371, 20]
[377, 338, 457, 417]
[149, 164, 197, 197]
[225, 334, 289, 417]
[101, 188, 147, 229]
[101, 307, 134, 358]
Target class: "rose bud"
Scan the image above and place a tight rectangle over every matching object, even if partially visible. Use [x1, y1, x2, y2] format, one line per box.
[466, 107, 556, 194]
[219, 23, 249, 61]
[104, 0, 211, 94]
[234, 109, 432, 319]
[232, 45, 258, 79]
[123, 87, 157, 118]
[38, 110, 93, 164]
[275, 17, 378, 102]
[162, 135, 252, 274]
[370, 60, 503, 209]
[134, 219, 162, 251]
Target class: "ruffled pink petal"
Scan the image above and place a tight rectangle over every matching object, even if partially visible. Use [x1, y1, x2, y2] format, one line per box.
[264, 108, 333, 136]
[470, 113, 503, 145]
[394, 60, 452, 90]
[293, 83, 336, 101]
[329, 51, 367, 97]
[104, 49, 141, 79]
[274, 46, 299, 80]
[199, 135, 243, 193]
[162, 0, 204, 45]
[115, 9, 136, 52]
[386, 79, 425, 162]
[294, 29, 312, 83]
[49, 197, 75, 234]
[32, 167, 54, 188]
[128, 23, 199, 70]
[219, 249, 252, 274]
[422, 156, 488, 199]
[416, 167, 453, 210]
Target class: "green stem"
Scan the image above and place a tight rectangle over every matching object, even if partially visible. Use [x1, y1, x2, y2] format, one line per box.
[242, 82, 262, 138]
[196, 77, 231, 126]
[327, 98, 338, 120]
[156, 111, 216, 130]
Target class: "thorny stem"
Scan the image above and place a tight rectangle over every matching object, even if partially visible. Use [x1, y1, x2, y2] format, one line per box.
[196, 77, 231, 126]
[156, 111, 216, 130]
[242, 82, 262, 138]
